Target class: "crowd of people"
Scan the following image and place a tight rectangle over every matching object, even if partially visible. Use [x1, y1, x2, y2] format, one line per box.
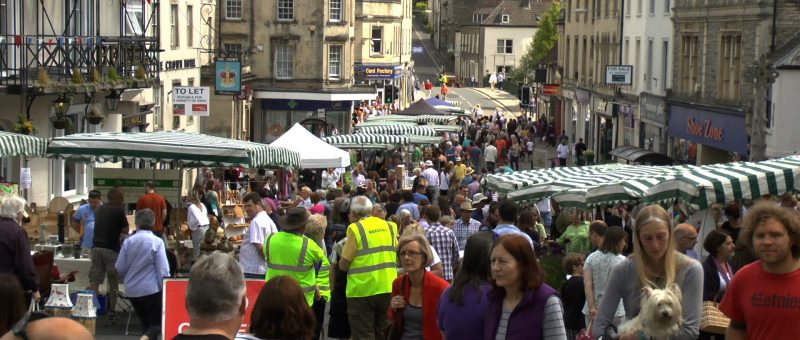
[1, 104, 800, 340]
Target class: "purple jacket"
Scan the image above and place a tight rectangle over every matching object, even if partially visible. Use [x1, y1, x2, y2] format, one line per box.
[484, 284, 557, 340]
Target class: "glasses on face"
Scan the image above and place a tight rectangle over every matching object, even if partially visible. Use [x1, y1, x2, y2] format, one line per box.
[399, 251, 423, 258]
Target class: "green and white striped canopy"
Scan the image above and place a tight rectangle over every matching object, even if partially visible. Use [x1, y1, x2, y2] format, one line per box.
[324, 134, 409, 150]
[354, 121, 418, 128]
[46, 131, 301, 168]
[367, 114, 457, 124]
[355, 125, 439, 137]
[421, 124, 463, 133]
[491, 156, 800, 210]
[0, 131, 47, 157]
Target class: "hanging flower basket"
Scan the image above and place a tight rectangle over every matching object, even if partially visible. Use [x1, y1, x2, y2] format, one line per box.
[52, 118, 70, 130]
[86, 115, 104, 125]
[14, 115, 37, 135]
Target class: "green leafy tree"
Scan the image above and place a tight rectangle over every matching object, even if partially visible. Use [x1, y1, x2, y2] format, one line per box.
[510, 2, 562, 83]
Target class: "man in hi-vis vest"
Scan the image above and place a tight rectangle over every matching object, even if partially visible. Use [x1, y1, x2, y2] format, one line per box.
[264, 206, 330, 308]
[338, 196, 399, 339]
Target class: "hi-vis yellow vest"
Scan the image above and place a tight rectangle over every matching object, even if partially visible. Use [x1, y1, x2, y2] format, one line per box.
[264, 231, 331, 305]
[346, 217, 398, 298]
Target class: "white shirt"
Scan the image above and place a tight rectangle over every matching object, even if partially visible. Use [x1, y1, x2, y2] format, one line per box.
[422, 168, 440, 187]
[354, 172, 366, 187]
[537, 198, 552, 213]
[484, 145, 498, 162]
[439, 171, 450, 190]
[321, 170, 340, 189]
[187, 203, 209, 231]
[557, 144, 570, 158]
[239, 211, 277, 275]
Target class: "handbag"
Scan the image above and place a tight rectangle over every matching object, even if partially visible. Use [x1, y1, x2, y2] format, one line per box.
[576, 319, 592, 340]
[700, 300, 730, 334]
[383, 277, 406, 340]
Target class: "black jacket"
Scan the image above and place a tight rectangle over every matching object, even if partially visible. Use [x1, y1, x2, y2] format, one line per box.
[702, 256, 735, 302]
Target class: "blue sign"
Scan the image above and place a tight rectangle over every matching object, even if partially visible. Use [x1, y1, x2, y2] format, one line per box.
[215, 58, 242, 95]
[356, 65, 402, 79]
[668, 104, 747, 154]
[412, 46, 423, 54]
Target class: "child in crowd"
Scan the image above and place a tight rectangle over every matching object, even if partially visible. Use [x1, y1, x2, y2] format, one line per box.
[560, 253, 587, 340]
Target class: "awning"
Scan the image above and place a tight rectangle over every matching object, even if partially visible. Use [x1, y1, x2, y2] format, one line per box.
[487, 156, 800, 210]
[367, 114, 458, 125]
[355, 125, 438, 137]
[47, 131, 301, 168]
[609, 145, 674, 165]
[324, 134, 409, 150]
[270, 123, 349, 168]
[0, 131, 47, 157]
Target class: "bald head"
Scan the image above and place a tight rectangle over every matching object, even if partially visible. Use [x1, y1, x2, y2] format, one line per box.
[1, 317, 93, 340]
[674, 223, 698, 253]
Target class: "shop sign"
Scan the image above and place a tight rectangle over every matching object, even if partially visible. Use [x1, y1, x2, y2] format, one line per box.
[668, 104, 747, 154]
[93, 168, 180, 204]
[640, 93, 666, 124]
[163, 279, 266, 340]
[173, 86, 210, 116]
[122, 114, 147, 127]
[216, 58, 242, 95]
[261, 99, 350, 111]
[360, 65, 402, 79]
[542, 84, 560, 96]
[575, 89, 590, 104]
[593, 98, 608, 113]
[160, 58, 197, 71]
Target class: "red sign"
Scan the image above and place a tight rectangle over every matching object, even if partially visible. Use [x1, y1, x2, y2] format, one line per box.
[162, 279, 266, 339]
[192, 104, 208, 112]
[686, 117, 724, 142]
[543, 84, 560, 96]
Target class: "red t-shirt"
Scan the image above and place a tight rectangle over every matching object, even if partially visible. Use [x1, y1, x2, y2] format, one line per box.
[136, 192, 168, 232]
[718, 260, 800, 338]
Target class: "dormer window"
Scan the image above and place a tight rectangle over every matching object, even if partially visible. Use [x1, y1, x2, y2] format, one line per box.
[501, 14, 510, 23]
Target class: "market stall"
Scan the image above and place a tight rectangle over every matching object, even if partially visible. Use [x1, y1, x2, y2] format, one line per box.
[271, 123, 349, 169]
[46, 131, 301, 249]
[354, 125, 442, 144]
[323, 133, 410, 150]
[0, 130, 48, 157]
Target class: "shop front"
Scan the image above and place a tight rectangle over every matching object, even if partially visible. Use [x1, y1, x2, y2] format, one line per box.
[257, 99, 354, 143]
[668, 103, 747, 165]
[639, 93, 667, 153]
[355, 64, 406, 106]
[591, 96, 614, 162]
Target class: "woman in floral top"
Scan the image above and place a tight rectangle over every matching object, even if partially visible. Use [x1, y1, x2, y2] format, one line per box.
[583, 227, 627, 327]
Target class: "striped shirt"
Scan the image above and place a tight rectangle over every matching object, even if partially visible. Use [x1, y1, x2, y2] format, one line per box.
[494, 296, 567, 340]
[239, 211, 277, 275]
[424, 223, 459, 280]
[453, 217, 481, 251]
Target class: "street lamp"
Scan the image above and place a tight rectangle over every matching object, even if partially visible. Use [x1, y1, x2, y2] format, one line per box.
[53, 95, 70, 116]
[105, 90, 121, 111]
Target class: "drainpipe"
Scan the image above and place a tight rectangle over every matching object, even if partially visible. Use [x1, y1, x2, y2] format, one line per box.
[771, 0, 777, 52]
[619, 0, 624, 64]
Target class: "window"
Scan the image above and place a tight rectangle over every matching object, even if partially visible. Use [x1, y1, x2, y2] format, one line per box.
[719, 34, 742, 99]
[662, 40, 669, 90]
[224, 43, 243, 56]
[565, 37, 571, 79]
[328, 45, 342, 80]
[646, 39, 653, 90]
[171, 4, 179, 47]
[567, 0, 571, 21]
[664, 0, 670, 14]
[637, 0, 642, 15]
[680, 35, 700, 93]
[371, 26, 382, 54]
[496, 39, 513, 54]
[625, 0, 631, 16]
[123, 0, 144, 36]
[624, 38, 629, 64]
[278, 0, 294, 20]
[275, 43, 294, 79]
[153, 84, 163, 128]
[330, 0, 342, 22]
[635, 38, 641, 88]
[186, 6, 193, 47]
[501, 14, 510, 23]
[649, 0, 655, 15]
[226, 0, 242, 20]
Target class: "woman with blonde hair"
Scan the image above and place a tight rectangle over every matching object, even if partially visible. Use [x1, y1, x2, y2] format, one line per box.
[592, 204, 703, 339]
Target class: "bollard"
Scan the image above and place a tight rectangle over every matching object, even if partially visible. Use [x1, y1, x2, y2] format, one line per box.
[57, 211, 65, 244]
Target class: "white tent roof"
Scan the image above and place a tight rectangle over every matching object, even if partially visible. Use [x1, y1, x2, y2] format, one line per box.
[271, 123, 350, 168]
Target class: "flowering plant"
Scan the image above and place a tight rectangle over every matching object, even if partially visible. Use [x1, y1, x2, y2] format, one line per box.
[14, 114, 36, 134]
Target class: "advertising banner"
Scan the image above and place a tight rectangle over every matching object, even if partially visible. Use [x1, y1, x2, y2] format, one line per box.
[93, 168, 180, 204]
[173, 87, 210, 116]
[163, 279, 266, 339]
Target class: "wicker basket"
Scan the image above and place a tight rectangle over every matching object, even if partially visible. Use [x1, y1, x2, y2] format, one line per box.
[72, 317, 96, 335]
[700, 301, 729, 334]
[45, 307, 72, 318]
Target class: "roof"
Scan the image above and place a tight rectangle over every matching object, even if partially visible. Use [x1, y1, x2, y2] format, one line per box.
[770, 33, 800, 68]
[477, 0, 553, 27]
[395, 99, 450, 116]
